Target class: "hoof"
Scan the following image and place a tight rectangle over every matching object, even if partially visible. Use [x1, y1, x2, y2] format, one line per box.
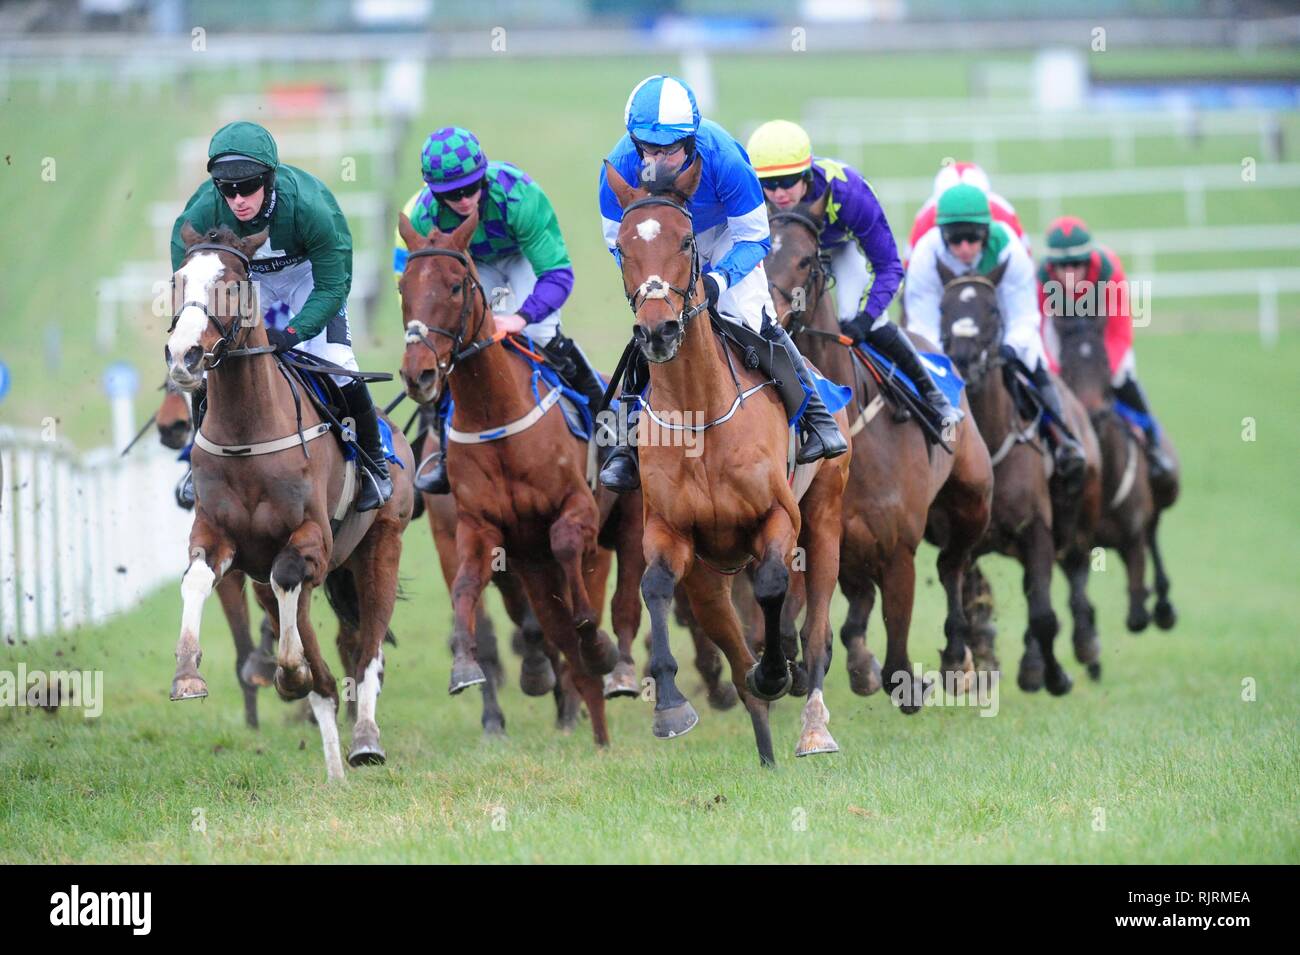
[482, 717, 506, 738]
[887, 672, 931, 714]
[1017, 658, 1045, 693]
[240, 649, 277, 688]
[1154, 600, 1177, 631]
[579, 628, 620, 677]
[274, 664, 313, 701]
[788, 662, 810, 697]
[795, 727, 839, 757]
[706, 680, 739, 711]
[449, 659, 487, 695]
[1046, 667, 1074, 697]
[745, 661, 792, 702]
[170, 673, 209, 701]
[846, 644, 882, 696]
[519, 653, 557, 697]
[1073, 633, 1102, 667]
[1126, 607, 1151, 633]
[939, 644, 975, 696]
[1087, 661, 1102, 681]
[652, 700, 699, 739]
[347, 719, 385, 767]
[602, 660, 640, 699]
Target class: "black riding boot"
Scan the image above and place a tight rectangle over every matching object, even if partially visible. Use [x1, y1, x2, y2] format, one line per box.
[542, 333, 616, 466]
[867, 319, 963, 431]
[1115, 375, 1174, 480]
[343, 380, 393, 513]
[414, 395, 451, 495]
[174, 382, 206, 511]
[1032, 364, 1086, 489]
[761, 320, 849, 465]
[598, 350, 647, 492]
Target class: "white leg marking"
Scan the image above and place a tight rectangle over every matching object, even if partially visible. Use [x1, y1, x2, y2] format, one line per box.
[177, 560, 216, 652]
[357, 653, 383, 725]
[309, 691, 346, 782]
[271, 580, 303, 670]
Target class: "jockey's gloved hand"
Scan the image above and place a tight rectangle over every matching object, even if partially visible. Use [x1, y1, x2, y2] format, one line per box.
[702, 272, 723, 308]
[265, 326, 300, 354]
[838, 314, 872, 344]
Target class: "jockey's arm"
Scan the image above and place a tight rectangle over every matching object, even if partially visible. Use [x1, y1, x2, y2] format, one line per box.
[597, 160, 626, 267]
[998, 238, 1047, 371]
[170, 183, 216, 271]
[901, 233, 944, 345]
[511, 181, 575, 324]
[708, 157, 770, 294]
[1102, 249, 1135, 371]
[841, 177, 904, 321]
[285, 195, 353, 340]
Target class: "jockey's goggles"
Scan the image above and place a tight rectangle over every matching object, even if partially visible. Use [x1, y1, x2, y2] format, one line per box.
[214, 175, 267, 199]
[941, 224, 988, 247]
[760, 173, 806, 191]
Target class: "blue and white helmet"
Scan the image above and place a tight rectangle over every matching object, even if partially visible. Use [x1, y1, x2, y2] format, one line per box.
[624, 75, 700, 146]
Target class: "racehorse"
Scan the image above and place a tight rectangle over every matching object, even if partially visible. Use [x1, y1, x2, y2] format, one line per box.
[165, 224, 416, 781]
[765, 196, 993, 709]
[396, 210, 624, 750]
[603, 158, 851, 764]
[937, 265, 1100, 694]
[1052, 313, 1179, 639]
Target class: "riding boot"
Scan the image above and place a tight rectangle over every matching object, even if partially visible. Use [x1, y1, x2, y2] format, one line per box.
[598, 350, 647, 492]
[343, 380, 394, 513]
[541, 333, 615, 467]
[760, 320, 849, 465]
[414, 393, 451, 495]
[174, 382, 206, 511]
[866, 319, 963, 431]
[1115, 375, 1174, 481]
[1032, 364, 1087, 489]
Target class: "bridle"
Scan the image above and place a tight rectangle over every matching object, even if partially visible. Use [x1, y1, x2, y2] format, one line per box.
[940, 273, 1004, 390]
[767, 209, 829, 334]
[619, 195, 710, 354]
[401, 245, 494, 385]
[169, 242, 271, 369]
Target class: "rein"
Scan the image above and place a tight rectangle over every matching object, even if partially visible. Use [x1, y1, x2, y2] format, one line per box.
[401, 245, 495, 379]
[620, 196, 711, 329]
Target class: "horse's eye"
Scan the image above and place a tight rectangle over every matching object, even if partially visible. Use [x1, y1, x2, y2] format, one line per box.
[451, 283, 462, 296]
[680, 236, 692, 252]
[799, 256, 812, 269]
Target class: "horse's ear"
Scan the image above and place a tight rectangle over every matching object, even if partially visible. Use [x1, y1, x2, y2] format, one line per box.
[936, 260, 957, 287]
[397, 212, 427, 250]
[180, 221, 202, 249]
[673, 153, 703, 198]
[236, 229, 268, 260]
[449, 206, 478, 251]
[806, 187, 829, 226]
[604, 160, 639, 210]
[986, 259, 1009, 286]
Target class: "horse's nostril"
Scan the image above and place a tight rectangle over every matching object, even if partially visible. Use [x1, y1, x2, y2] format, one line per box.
[184, 346, 202, 370]
[659, 320, 681, 341]
[164, 345, 172, 364]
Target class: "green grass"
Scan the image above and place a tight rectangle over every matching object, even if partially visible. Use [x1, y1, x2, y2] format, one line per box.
[2, 328, 1297, 863]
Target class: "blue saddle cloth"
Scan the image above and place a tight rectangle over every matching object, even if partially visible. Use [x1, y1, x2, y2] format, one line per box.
[855, 344, 965, 409]
[1114, 399, 1153, 433]
[793, 366, 854, 427]
[299, 374, 404, 468]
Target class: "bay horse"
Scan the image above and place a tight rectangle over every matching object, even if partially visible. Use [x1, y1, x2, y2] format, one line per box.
[1052, 314, 1179, 639]
[603, 159, 851, 764]
[165, 224, 416, 781]
[396, 209, 623, 750]
[937, 266, 1101, 694]
[765, 197, 993, 709]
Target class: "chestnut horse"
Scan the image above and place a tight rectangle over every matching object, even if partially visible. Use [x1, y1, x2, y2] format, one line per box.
[764, 198, 993, 710]
[1052, 314, 1179, 644]
[396, 211, 623, 749]
[165, 225, 415, 781]
[603, 160, 850, 764]
[937, 268, 1101, 694]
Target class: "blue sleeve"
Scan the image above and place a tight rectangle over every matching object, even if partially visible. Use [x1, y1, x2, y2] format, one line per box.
[708, 147, 770, 289]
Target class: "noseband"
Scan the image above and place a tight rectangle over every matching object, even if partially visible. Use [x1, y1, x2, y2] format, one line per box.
[620, 196, 710, 346]
[402, 246, 494, 382]
[169, 242, 269, 368]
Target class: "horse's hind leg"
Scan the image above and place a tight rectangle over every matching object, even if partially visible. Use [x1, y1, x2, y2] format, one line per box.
[880, 551, 929, 715]
[475, 612, 506, 737]
[298, 601, 345, 782]
[550, 512, 619, 677]
[1149, 512, 1176, 630]
[1121, 535, 1151, 633]
[795, 498, 842, 758]
[746, 510, 797, 703]
[963, 561, 999, 673]
[240, 609, 278, 689]
[781, 569, 809, 697]
[271, 524, 327, 703]
[448, 523, 499, 694]
[343, 514, 403, 765]
[1018, 521, 1072, 696]
[840, 576, 882, 696]
[603, 513, 645, 699]
[1062, 545, 1101, 680]
[170, 521, 233, 702]
[498, 570, 555, 697]
[216, 571, 260, 728]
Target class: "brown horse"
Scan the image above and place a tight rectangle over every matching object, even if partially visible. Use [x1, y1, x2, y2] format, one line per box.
[936, 268, 1100, 695]
[396, 210, 623, 749]
[165, 224, 415, 781]
[603, 159, 850, 764]
[1052, 315, 1179, 640]
[764, 198, 993, 710]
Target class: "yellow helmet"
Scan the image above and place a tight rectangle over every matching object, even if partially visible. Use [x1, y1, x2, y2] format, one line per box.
[747, 120, 813, 179]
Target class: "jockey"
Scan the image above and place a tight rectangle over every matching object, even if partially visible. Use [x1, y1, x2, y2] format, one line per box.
[1038, 215, 1174, 479]
[394, 126, 604, 495]
[170, 121, 392, 512]
[746, 119, 960, 430]
[907, 160, 1028, 260]
[596, 76, 847, 492]
[905, 183, 1086, 483]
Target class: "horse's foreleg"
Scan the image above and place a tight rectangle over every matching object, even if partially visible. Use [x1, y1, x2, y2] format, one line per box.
[781, 568, 809, 696]
[604, 510, 646, 698]
[963, 561, 999, 672]
[840, 575, 882, 695]
[551, 510, 618, 676]
[1062, 545, 1100, 680]
[1121, 534, 1151, 633]
[795, 495, 842, 758]
[1018, 520, 1072, 696]
[348, 512, 404, 766]
[215, 571, 259, 728]
[448, 522, 499, 694]
[296, 596, 344, 782]
[746, 509, 797, 703]
[271, 522, 328, 702]
[1149, 511, 1176, 630]
[880, 550, 927, 714]
[170, 521, 233, 702]
[642, 525, 697, 740]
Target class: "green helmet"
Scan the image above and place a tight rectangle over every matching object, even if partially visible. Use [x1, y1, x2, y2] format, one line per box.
[1044, 216, 1094, 264]
[936, 183, 991, 227]
[421, 126, 488, 193]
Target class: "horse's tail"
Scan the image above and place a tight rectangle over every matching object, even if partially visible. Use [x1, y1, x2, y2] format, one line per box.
[322, 566, 399, 647]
